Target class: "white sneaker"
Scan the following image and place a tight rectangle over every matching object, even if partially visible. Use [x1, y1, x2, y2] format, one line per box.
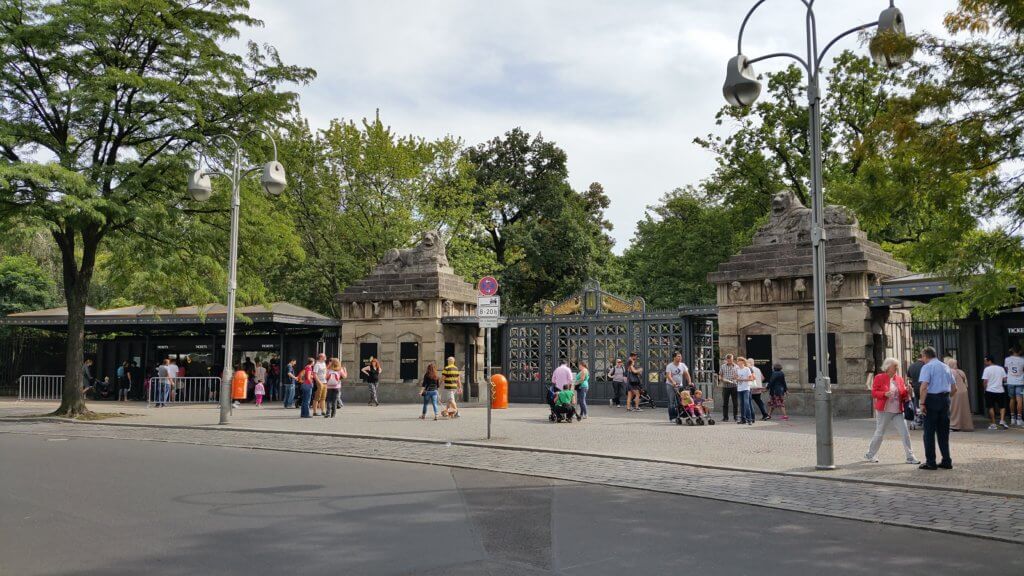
[906, 457, 921, 465]
[1017, 417, 1024, 427]
[989, 423, 999, 430]
[864, 454, 879, 463]
[999, 421, 1009, 429]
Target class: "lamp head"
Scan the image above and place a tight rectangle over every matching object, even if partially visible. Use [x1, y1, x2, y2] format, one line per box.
[723, 54, 761, 107]
[871, 6, 911, 69]
[187, 169, 213, 202]
[261, 160, 287, 196]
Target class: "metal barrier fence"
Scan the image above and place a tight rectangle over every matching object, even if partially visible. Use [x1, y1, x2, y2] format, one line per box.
[147, 377, 221, 406]
[17, 375, 64, 400]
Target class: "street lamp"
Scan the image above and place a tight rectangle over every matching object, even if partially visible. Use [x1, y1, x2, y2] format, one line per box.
[723, 1, 910, 470]
[188, 131, 286, 424]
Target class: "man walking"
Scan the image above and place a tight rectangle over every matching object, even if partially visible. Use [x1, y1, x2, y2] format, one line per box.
[155, 358, 170, 407]
[917, 347, 955, 470]
[1005, 347, 1024, 426]
[982, 354, 1008, 430]
[665, 352, 692, 421]
[607, 358, 627, 407]
[718, 354, 739, 422]
[442, 356, 462, 415]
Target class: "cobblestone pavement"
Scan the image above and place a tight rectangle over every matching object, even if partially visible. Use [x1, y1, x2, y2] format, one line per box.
[4, 400, 1021, 495]
[2, 418, 1022, 544]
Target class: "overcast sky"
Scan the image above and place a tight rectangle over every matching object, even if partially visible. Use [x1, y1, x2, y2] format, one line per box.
[239, 0, 955, 252]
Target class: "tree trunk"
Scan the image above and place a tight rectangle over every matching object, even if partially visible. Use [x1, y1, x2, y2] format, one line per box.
[51, 227, 98, 418]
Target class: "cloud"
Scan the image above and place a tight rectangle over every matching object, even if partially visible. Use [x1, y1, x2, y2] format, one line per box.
[239, 0, 956, 252]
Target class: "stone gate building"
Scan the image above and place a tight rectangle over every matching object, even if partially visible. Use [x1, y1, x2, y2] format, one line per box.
[709, 192, 909, 416]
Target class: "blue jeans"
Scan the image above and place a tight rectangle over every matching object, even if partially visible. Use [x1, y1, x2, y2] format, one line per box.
[738, 390, 754, 423]
[300, 384, 313, 417]
[159, 380, 170, 405]
[283, 384, 295, 408]
[578, 386, 588, 416]
[422, 390, 438, 415]
[666, 382, 679, 420]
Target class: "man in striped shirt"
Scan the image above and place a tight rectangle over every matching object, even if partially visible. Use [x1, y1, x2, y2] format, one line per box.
[442, 357, 462, 413]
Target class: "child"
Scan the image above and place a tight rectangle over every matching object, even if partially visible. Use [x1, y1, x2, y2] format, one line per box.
[680, 389, 696, 417]
[692, 389, 708, 418]
[254, 380, 265, 407]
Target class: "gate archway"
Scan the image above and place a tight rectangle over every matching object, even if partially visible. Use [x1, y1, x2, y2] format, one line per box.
[502, 281, 717, 404]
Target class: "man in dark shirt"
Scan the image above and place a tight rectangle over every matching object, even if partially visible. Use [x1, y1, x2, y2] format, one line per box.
[907, 358, 925, 404]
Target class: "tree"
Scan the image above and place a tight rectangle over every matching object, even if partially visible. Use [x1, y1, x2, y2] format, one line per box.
[904, 0, 1024, 314]
[464, 129, 615, 311]
[621, 188, 749, 309]
[693, 50, 989, 292]
[0, 255, 54, 315]
[0, 0, 314, 416]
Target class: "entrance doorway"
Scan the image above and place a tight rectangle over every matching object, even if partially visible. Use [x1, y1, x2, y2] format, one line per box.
[744, 335, 773, 382]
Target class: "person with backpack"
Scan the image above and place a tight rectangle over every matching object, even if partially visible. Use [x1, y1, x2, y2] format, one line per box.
[324, 358, 347, 418]
[607, 358, 627, 407]
[299, 357, 315, 418]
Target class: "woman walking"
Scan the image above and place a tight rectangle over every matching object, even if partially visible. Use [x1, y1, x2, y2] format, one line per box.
[419, 363, 441, 420]
[865, 358, 920, 464]
[574, 360, 590, 419]
[361, 357, 381, 406]
[947, 357, 974, 432]
[766, 363, 789, 420]
[324, 358, 347, 418]
[749, 363, 769, 421]
[299, 357, 315, 418]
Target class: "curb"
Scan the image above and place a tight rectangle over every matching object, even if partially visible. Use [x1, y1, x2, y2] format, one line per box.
[11, 415, 1022, 501]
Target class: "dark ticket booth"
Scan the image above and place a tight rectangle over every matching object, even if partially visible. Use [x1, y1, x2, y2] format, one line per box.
[0, 302, 339, 400]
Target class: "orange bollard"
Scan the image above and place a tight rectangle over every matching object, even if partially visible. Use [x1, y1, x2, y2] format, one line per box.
[231, 369, 248, 401]
[490, 374, 508, 409]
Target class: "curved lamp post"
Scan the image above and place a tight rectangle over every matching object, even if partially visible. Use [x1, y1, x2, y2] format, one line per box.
[723, 1, 910, 470]
[188, 131, 287, 424]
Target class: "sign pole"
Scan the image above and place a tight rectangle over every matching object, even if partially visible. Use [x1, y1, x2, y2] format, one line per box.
[477, 277, 500, 441]
[486, 326, 492, 440]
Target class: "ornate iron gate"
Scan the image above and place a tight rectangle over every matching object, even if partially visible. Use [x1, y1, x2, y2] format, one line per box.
[502, 281, 717, 404]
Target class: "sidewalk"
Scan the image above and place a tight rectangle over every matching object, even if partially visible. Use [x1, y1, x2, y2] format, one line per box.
[4, 398, 1022, 495]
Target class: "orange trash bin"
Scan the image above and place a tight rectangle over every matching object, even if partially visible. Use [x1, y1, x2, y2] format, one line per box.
[490, 374, 508, 409]
[231, 369, 248, 401]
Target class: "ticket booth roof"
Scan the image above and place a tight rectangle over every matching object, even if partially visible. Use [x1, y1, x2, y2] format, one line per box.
[0, 301, 339, 334]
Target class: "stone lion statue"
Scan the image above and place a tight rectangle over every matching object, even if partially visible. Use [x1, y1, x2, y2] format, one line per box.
[752, 191, 857, 246]
[379, 230, 449, 271]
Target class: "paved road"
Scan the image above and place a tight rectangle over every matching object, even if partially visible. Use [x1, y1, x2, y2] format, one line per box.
[7, 399, 1020, 494]
[2, 433, 1022, 576]
[3, 419, 1023, 544]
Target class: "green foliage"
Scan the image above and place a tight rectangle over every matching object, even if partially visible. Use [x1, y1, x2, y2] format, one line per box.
[0, 255, 54, 315]
[464, 129, 615, 312]
[620, 188, 750, 308]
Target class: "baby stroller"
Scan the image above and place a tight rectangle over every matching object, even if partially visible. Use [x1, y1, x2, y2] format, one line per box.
[905, 398, 921, 431]
[635, 386, 658, 410]
[674, 400, 716, 426]
[546, 386, 578, 423]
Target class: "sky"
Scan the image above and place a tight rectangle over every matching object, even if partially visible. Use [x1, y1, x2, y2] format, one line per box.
[238, 0, 956, 253]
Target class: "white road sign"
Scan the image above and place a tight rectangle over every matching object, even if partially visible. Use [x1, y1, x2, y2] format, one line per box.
[478, 296, 500, 327]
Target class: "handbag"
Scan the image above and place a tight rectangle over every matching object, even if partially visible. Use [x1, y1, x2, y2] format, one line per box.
[903, 400, 915, 421]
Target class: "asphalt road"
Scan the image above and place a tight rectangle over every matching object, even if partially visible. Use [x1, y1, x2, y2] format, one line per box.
[1, 433, 1020, 576]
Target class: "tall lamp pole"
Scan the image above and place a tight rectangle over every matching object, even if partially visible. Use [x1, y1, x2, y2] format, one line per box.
[723, 1, 910, 470]
[187, 131, 287, 425]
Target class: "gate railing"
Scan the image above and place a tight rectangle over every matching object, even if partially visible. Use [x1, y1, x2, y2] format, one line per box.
[17, 375, 64, 400]
[147, 377, 221, 406]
